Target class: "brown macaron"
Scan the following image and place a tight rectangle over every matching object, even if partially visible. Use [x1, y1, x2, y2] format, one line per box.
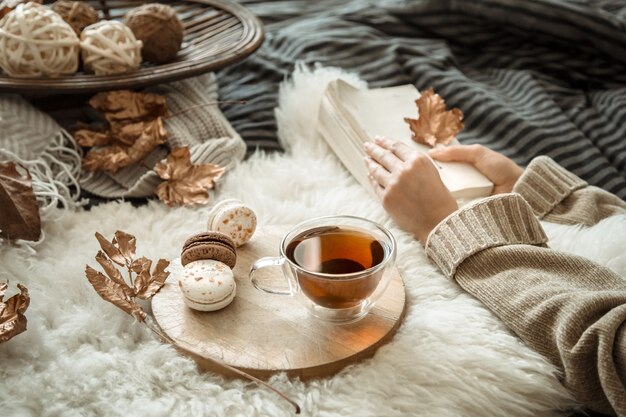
[181, 231, 237, 268]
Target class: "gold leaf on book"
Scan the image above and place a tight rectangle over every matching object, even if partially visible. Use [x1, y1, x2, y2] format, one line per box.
[0, 282, 30, 343]
[154, 147, 225, 207]
[0, 162, 41, 242]
[404, 88, 464, 147]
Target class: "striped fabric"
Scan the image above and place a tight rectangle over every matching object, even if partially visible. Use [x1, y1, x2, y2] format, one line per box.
[218, 0, 626, 199]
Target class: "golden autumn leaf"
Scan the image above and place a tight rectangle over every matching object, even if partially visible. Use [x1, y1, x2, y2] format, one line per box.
[0, 282, 30, 343]
[132, 258, 170, 300]
[81, 118, 168, 174]
[85, 266, 147, 322]
[74, 130, 112, 147]
[95, 231, 126, 266]
[154, 147, 225, 207]
[89, 90, 168, 123]
[85, 230, 169, 321]
[0, 162, 41, 242]
[404, 88, 464, 147]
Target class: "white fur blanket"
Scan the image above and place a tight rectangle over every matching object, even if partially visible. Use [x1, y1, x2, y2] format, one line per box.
[2, 65, 625, 417]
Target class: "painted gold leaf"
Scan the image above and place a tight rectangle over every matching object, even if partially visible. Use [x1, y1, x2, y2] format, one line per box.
[113, 231, 136, 265]
[81, 118, 168, 174]
[404, 87, 464, 147]
[134, 259, 170, 300]
[154, 147, 225, 207]
[74, 130, 112, 147]
[0, 283, 30, 343]
[95, 251, 134, 297]
[95, 232, 126, 266]
[85, 266, 147, 322]
[0, 162, 41, 242]
[89, 90, 168, 123]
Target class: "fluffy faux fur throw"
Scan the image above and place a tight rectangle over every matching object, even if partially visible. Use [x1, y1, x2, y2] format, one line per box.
[1, 65, 625, 417]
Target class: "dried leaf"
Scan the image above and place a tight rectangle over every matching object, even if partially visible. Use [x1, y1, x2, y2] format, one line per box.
[113, 231, 136, 265]
[0, 283, 30, 343]
[154, 147, 225, 207]
[95, 232, 126, 266]
[81, 118, 168, 174]
[134, 259, 170, 300]
[404, 88, 464, 147]
[95, 251, 134, 297]
[82, 145, 132, 173]
[0, 162, 41, 241]
[85, 266, 147, 322]
[74, 129, 112, 147]
[89, 91, 168, 124]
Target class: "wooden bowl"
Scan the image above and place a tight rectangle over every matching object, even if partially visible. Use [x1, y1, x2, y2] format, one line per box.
[0, 0, 264, 94]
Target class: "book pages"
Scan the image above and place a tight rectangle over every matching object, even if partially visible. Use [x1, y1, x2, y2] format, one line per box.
[317, 80, 493, 200]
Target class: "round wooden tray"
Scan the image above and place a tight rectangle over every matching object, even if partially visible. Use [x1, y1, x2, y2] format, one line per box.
[152, 226, 407, 380]
[0, 0, 264, 94]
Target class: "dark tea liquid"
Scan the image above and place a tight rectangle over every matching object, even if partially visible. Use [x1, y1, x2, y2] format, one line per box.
[285, 226, 387, 309]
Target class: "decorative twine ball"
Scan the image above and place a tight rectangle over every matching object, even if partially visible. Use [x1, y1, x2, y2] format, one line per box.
[0, 0, 41, 19]
[0, 2, 79, 77]
[51, 0, 99, 36]
[80, 20, 142, 76]
[124, 3, 183, 64]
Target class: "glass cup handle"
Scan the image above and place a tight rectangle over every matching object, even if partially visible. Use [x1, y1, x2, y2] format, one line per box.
[249, 256, 294, 295]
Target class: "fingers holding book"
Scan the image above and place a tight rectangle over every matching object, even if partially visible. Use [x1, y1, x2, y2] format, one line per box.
[364, 137, 458, 244]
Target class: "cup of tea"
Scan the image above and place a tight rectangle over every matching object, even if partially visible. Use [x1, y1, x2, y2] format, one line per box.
[249, 215, 396, 324]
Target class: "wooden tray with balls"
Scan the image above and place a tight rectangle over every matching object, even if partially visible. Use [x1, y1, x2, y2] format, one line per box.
[0, 0, 264, 93]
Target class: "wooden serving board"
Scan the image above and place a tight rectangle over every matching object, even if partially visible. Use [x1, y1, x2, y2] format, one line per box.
[152, 226, 407, 380]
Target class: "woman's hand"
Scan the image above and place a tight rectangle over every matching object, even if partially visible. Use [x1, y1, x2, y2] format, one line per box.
[364, 136, 458, 245]
[429, 144, 524, 195]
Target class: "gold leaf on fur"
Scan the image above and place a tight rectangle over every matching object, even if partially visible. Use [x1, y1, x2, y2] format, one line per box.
[0, 282, 30, 343]
[113, 231, 136, 265]
[404, 87, 464, 147]
[86, 230, 169, 321]
[85, 266, 147, 322]
[95, 232, 125, 266]
[0, 162, 41, 242]
[154, 147, 225, 207]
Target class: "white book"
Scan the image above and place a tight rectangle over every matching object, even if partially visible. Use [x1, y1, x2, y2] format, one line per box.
[317, 79, 493, 200]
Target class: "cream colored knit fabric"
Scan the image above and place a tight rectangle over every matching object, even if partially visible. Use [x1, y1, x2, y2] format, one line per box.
[426, 157, 626, 416]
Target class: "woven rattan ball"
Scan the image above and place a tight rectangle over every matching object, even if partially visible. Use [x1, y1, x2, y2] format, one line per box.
[124, 3, 183, 64]
[51, 0, 99, 36]
[80, 20, 142, 76]
[0, 2, 79, 77]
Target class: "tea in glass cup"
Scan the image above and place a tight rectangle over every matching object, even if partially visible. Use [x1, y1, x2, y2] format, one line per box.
[249, 216, 396, 323]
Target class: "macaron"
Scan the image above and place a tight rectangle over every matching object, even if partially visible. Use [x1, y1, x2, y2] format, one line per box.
[207, 199, 257, 247]
[178, 259, 236, 311]
[181, 231, 237, 268]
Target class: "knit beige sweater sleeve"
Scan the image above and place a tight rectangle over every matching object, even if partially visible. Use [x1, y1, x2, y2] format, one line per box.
[512, 156, 626, 226]
[426, 193, 626, 416]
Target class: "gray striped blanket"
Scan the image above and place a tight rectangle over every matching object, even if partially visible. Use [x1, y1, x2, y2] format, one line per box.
[218, 0, 626, 199]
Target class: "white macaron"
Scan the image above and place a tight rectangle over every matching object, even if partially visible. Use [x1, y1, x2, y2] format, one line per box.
[178, 259, 236, 312]
[207, 199, 257, 247]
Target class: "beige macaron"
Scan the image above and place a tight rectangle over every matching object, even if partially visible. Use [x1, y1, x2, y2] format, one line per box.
[178, 259, 236, 312]
[207, 199, 257, 247]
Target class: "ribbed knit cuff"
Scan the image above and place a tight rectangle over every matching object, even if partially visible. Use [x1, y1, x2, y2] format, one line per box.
[425, 194, 548, 278]
[512, 156, 587, 219]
